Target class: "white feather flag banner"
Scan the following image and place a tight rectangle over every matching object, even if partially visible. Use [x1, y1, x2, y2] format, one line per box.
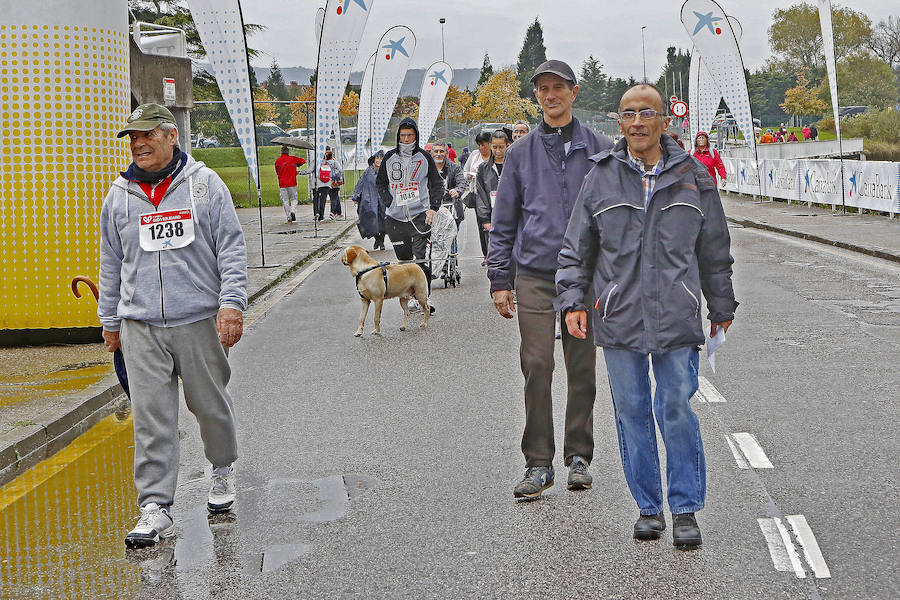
[817, 0, 842, 143]
[417, 61, 453, 146]
[689, 15, 742, 151]
[190, 0, 259, 186]
[681, 0, 756, 160]
[315, 7, 325, 46]
[316, 0, 374, 165]
[355, 52, 377, 167]
[370, 26, 416, 150]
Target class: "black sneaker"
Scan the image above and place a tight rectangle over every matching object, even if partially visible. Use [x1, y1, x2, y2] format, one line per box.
[672, 513, 702, 549]
[429, 305, 435, 315]
[513, 466, 554, 499]
[290, 212, 296, 222]
[633, 513, 666, 540]
[567, 456, 592, 490]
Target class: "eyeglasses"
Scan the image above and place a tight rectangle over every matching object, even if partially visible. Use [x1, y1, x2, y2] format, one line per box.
[618, 109, 663, 122]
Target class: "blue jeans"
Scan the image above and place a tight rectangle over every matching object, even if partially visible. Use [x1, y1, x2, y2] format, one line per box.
[602, 346, 705, 515]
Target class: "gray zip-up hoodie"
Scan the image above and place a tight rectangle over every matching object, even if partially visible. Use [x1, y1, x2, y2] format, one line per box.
[375, 117, 445, 222]
[98, 154, 247, 331]
[556, 135, 737, 353]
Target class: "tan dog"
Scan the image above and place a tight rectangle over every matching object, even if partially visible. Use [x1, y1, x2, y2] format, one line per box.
[340, 245, 430, 336]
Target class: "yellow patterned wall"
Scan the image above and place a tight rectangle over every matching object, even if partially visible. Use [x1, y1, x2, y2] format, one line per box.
[0, 8, 129, 331]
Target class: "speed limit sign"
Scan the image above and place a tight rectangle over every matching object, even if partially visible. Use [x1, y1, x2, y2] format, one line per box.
[671, 101, 688, 118]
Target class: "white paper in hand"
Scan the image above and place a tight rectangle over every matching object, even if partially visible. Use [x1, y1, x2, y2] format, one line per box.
[705, 326, 726, 374]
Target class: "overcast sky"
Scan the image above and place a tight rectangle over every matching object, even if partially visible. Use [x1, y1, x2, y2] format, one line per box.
[241, 0, 895, 82]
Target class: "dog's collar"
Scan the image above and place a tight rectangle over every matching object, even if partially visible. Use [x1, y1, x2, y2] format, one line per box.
[355, 263, 390, 298]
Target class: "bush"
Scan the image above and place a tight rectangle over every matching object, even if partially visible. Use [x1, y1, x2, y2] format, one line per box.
[818, 109, 900, 142]
[863, 140, 900, 161]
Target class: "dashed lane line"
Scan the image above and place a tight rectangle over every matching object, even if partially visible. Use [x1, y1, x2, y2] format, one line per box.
[758, 516, 832, 580]
[728, 432, 774, 469]
[694, 376, 727, 403]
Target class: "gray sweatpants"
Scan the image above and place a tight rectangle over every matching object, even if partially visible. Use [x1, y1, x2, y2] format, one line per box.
[120, 316, 238, 507]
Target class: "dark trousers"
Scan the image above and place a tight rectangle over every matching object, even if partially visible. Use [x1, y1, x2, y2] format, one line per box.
[478, 221, 490, 257]
[329, 187, 342, 215]
[385, 214, 431, 292]
[515, 274, 596, 468]
[373, 232, 385, 249]
[314, 187, 341, 219]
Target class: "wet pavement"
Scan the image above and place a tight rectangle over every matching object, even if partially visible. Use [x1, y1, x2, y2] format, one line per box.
[1, 197, 899, 598]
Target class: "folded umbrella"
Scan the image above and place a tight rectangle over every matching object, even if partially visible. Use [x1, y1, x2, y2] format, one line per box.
[71, 276, 130, 399]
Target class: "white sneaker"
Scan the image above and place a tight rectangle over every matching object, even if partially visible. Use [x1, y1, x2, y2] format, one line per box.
[407, 299, 422, 313]
[125, 503, 175, 549]
[208, 465, 236, 514]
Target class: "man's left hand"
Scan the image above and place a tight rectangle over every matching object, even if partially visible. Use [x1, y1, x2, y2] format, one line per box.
[217, 308, 244, 348]
[425, 209, 436, 225]
[710, 320, 732, 337]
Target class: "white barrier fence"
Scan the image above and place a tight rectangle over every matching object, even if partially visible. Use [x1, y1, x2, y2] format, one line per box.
[720, 157, 900, 216]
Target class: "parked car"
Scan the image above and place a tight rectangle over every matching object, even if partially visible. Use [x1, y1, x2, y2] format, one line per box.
[256, 122, 287, 145]
[340, 127, 357, 144]
[190, 133, 219, 148]
[838, 106, 867, 119]
[287, 127, 313, 139]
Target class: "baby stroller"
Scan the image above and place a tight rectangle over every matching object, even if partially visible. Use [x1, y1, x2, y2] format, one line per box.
[429, 203, 461, 288]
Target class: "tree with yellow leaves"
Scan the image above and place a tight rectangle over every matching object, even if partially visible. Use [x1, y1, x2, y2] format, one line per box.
[780, 69, 827, 122]
[438, 84, 475, 122]
[289, 87, 359, 128]
[253, 87, 278, 124]
[471, 69, 539, 123]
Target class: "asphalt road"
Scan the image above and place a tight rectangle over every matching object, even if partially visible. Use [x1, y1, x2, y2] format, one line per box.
[3, 216, 899, 599]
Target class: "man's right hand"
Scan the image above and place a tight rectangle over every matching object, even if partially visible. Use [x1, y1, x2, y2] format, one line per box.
[103, 329, 120, 352]
[565, 310, 588, 339]
[492, 290, 516, 319]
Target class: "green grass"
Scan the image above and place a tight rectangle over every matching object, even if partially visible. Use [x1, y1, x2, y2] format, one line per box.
[193, 146, 362, 208]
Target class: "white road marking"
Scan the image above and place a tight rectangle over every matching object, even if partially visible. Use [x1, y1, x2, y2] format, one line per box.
[758, 518, 804, 577]
[786, 515, 832, 579]
[725, 435, 750, 469]
[730, 432, 774, 469]
[245, 250, 339, 326]
[695, 376, 727, 403]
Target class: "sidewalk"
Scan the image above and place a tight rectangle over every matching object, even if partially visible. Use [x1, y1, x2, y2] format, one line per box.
[721, 192, 900, 263]
[0, 206, 356, 486]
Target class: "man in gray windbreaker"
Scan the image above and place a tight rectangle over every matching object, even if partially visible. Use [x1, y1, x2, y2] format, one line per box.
[556, 84, 738, 549]
[98, 104, 247, 549]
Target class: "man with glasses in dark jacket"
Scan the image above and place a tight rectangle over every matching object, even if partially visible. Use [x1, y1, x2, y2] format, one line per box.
[488, 60, 613, 500]
[556, 83, 738, 549]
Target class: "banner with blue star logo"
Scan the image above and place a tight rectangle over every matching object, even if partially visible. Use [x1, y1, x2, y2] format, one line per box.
[370, 26, 416, 150]
[689, 16, 742, 153]
[417, 61, 454, 145]
[316, 0, 374, 167]
[355, 52, 377, 168]
[681, 0, 756, 161]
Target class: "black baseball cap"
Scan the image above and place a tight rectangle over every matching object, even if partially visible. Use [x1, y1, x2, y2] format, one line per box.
[530, 60, 577, 86]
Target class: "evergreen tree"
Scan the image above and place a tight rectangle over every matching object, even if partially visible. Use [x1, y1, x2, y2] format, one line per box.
[265, 58, 289, 100]
[655, 47, 691, 101]
[478, 53, 494, 87]
[515, 18, 547, 98]
[578, 55, 608, 112]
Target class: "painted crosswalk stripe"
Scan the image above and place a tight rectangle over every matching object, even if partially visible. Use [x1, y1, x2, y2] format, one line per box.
[758, 517, 806, 578]
[728, 432, 774, 469]
[786, 515, 831, 579]
[694, 376, 727, 403]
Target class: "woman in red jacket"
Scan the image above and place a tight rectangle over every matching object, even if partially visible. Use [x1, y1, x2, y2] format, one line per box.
[692, 131, 726, 185]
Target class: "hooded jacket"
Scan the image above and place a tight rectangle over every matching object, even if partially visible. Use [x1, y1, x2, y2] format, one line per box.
[352, 153, 386, 238]
[375, 117, 445, 222]
[556, 135, 737, 353]
[487, 118, 614, 292]
[98, 153, 247, 331]
[691, 131, 726, 182]
[474, 155, 501, 224]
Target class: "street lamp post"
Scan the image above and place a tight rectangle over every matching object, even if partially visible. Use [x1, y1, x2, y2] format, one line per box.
[641, 26, 647, 83]
[440, 17, 447, 139]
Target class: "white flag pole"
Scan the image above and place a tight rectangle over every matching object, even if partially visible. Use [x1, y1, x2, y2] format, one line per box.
[818, 0, 846, 214]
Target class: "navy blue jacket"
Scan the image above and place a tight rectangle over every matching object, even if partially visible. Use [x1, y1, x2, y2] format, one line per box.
[487, 118, 614, 292]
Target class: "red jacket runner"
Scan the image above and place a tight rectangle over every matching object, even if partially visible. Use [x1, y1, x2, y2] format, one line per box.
[275, 154, 307, 188]
[692, 147, 726, 183]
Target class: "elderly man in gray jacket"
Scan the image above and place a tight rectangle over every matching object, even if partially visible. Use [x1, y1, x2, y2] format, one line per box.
[556, 84, 737, 549]
[99, 104, 247, 549]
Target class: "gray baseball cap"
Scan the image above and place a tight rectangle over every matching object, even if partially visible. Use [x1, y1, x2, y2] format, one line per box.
[117, 103, 176, 138]
[530, 60, 577, 86]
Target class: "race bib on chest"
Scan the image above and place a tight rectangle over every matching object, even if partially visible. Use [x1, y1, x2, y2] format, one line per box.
[139, 209, 195, 252]
[395, 184, 420, 207]
[490, 190, 498, 208]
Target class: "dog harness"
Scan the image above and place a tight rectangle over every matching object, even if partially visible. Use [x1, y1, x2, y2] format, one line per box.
[355, 263, 391, 298]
